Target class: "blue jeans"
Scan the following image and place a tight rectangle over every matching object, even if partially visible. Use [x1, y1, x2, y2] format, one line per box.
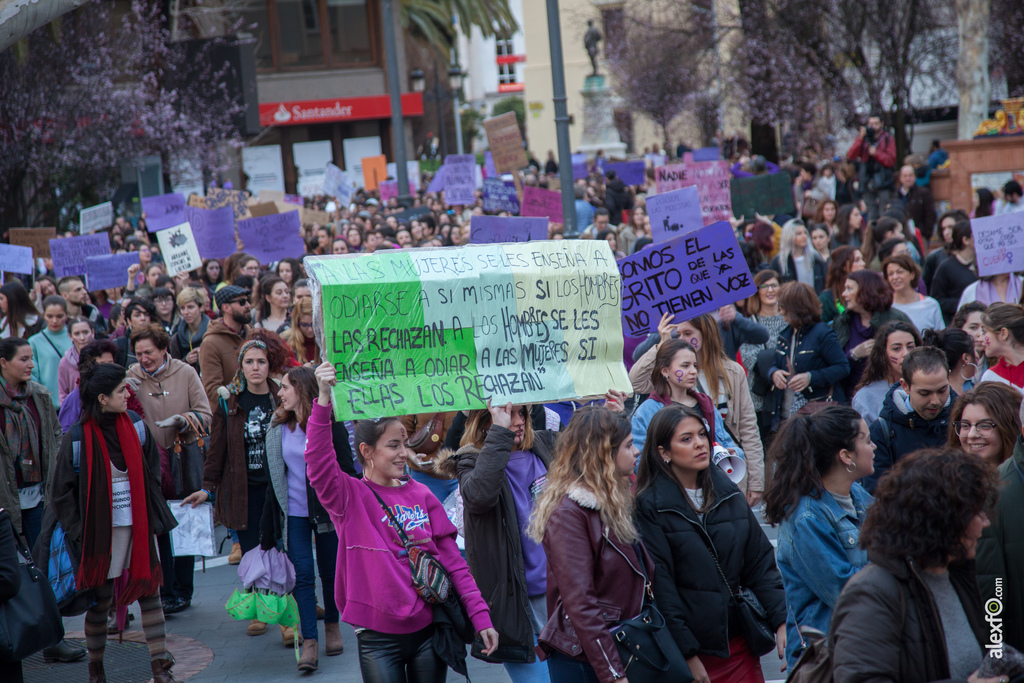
[546, 652, 600, 683]
[408, 470, 457, 502]
[287, 516, 339, 641]
[504, 595, 549, 683]
[21, 503, 43, 550]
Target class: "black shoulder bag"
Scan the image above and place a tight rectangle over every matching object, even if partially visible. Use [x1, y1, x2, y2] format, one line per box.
[0, 510, 64, 661]
[702, 535, 777, 657]
[608, 544, 693, 683]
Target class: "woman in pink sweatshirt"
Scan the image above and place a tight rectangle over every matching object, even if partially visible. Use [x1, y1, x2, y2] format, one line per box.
[305, 362, 498, 682]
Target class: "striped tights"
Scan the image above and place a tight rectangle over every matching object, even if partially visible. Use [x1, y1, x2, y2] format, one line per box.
[83, 581, 166, 662]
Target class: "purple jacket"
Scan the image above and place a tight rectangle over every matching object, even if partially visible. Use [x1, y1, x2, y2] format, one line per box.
[304, 399, 493, 634]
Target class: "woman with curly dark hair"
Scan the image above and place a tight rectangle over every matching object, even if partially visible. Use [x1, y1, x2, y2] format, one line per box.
[829, 448, 1004, 683]
[818, 246, 865, 324]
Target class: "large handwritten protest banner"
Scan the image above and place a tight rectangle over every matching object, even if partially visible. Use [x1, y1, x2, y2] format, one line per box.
[654, 161, 732, 224]
[9, 228, 56, 259]
[605, 161, 646, 186]
[469, 216, 548, 244]
[237, 211, 305, 263]
[157, 223, 203, 276]
[141, 193, 187, 232]
[648, 186, 703, 243]
[79, 202, 114, 235]
[482, 178, 520, 214]
[520, 186, 564, 226]
[730, 172, 795, 218]
[618, 221, 756, 337]
[50, 233, 110, 279]
[0, 244, 34, 274]
[442, 154, 476, 205]
[86, 252, 140, 291]
[305, 242, 631, 420]
[483, 112, 528, 173]
[972, 213, 1024, 277]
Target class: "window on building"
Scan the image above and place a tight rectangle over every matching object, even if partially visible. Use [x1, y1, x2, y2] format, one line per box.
[498, 63, 516, 86]
[244, 0, 377, 71]
[496, 37, 514, 58]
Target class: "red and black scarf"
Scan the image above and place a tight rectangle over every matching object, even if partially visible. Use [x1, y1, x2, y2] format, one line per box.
[76, 413, 161, 605]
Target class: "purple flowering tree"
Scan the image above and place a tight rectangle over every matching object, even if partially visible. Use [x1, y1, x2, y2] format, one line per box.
[0, 0, 243, 231]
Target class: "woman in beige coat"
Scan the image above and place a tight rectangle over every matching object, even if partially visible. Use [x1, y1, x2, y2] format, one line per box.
[628, 312, 765, 505]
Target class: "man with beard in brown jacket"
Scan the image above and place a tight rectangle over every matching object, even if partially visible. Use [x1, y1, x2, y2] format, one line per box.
[199, 285, 254, 408]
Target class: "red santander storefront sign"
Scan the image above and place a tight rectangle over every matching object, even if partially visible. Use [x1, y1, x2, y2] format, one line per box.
[259, 93, 424, 127]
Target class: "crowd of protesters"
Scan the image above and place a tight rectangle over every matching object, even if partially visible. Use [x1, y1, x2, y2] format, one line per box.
[1, 117, 1022, 683]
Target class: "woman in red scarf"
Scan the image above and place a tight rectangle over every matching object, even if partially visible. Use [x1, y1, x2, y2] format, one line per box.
[50, 363, 178, 683]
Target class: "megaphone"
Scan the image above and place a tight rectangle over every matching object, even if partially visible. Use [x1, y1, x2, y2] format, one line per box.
[712, 445, 746, 484]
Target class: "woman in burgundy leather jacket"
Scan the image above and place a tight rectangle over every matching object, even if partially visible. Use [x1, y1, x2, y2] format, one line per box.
[528, 405, 649, 683]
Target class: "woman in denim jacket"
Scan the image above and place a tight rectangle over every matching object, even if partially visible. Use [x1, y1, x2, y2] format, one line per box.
[762, 405, 875, 668]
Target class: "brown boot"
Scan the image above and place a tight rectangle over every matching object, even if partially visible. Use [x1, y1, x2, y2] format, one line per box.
[247, 619, 267, 636]
[151, 658, 175, 682]
[324, 622, 344, 656]
[88, 661, 106, 683]
[281, 623, 302, 647]
[298, 638, 318, 672]
[228, 542, 242, 565]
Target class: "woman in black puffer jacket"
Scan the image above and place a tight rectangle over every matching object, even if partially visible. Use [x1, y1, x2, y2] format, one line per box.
[635, 404, 786, 683]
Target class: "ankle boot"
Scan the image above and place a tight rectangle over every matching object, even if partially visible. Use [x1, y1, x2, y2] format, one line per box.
[88, 661, 106, 683]
[297, 638, 318, 672]
[324, 622, 344, 656]
[151, 658, 175, 682]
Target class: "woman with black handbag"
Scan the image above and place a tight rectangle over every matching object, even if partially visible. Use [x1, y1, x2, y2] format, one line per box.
[635, 404, 787, 683]
[529, 405, 691, 683]
[127, 323, 211, 617]
[303, 362, 498, 682]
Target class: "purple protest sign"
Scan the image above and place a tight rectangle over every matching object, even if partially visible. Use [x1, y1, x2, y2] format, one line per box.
[605, 160, 646, 186]
[0, 244, 34, 275]
[484, 152, 498, 179]
[236, 211, 305, 264]
[185, 205, 237, 259]
[482, 178, 520, 214]
[520, 185, 564, 225]
[49, 233, 111, 279]
[469, 216, 549, 244]
[141, 192, 187, 232]
[972, 212, 1024, 277]
[572, 153, 588, 180]
[85, 252, 140, 291]
[648, 186, 704, 243]
[693, 147, 720, 162]
[654, 161, 732, 225]
[426, 166, 447, 194]
[443, 154, 476, 205]
[618, 220, 755, 337]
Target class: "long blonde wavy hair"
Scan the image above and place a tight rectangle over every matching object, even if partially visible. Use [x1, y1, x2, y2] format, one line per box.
[527, 406, 638, 544]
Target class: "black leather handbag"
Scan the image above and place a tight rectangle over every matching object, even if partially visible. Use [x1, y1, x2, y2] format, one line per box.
[608, 546, 693, 683]
[171, 412, 207, 499]
[0, 515, 64, 661]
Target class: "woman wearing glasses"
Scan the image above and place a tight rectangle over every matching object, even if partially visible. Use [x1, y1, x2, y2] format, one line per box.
[948, 383, 1021, 468]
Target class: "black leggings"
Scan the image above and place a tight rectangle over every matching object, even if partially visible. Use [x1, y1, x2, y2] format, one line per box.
[357, 626, 446, 683]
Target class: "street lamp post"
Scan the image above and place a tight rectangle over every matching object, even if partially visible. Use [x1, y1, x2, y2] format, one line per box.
[545, 0, 578, 238]
[380, 0, 411, 206]
[410, 65, 464, 159]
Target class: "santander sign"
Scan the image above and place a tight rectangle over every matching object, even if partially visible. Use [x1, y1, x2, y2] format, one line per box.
[259, 94, 424, 127]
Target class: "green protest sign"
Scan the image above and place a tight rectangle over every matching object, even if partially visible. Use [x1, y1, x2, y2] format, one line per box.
[305, 242, 631, 420]
[730, 172, 795, 218]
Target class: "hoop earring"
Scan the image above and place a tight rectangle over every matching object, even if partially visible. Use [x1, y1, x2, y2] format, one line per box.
[960, 362, 978, 382]
[845, 461, 856, 474]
